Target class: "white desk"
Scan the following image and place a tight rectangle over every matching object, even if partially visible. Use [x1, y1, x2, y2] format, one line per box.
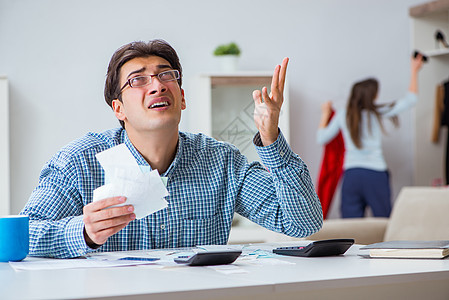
[1, 242, 449, 300]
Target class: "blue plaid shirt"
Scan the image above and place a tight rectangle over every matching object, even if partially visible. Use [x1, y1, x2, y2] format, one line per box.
[21, 128, 322, 258]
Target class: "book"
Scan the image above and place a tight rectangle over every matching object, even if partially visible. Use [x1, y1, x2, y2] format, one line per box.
[360, 240, 449, 259]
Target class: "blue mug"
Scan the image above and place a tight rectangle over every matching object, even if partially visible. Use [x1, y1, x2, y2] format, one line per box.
[0, 215, 29, 262]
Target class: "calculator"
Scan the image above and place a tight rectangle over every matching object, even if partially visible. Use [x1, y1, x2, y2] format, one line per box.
[272, 239, 354, 257]
[174, 251, 242, 266]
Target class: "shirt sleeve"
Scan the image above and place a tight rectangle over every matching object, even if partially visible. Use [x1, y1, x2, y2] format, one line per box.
[234, 130, 323, 238]
[379, 92, 418, 117]
[20, 151, 97, 258]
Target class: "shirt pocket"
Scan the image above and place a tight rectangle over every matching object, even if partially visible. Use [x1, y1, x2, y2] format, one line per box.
[180, 214, 226, 247]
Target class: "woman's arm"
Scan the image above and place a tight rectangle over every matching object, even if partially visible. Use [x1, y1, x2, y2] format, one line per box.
[317, 103, 343, 145]
[319, 101, 333, 128]
[381, 55, 424, 118]
[409, 54, 424, 94]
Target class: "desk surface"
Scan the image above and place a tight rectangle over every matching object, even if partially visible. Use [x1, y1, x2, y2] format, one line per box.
[1, 242, 449, 300]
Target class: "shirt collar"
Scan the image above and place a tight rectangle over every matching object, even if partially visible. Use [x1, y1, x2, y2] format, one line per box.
[163, 133, 183, 177]
[121, 129, 183, 177]
[122, 130, 149, 166]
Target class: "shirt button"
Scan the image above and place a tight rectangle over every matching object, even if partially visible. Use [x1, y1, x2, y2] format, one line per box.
[280, 151, 285, 156]
[160, 224, 166, 230]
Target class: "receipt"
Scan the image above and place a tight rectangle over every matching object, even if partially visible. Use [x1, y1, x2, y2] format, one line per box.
[93, 144, 169, 219]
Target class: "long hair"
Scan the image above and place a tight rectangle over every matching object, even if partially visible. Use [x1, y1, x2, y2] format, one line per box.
[346, 78, 398, 149]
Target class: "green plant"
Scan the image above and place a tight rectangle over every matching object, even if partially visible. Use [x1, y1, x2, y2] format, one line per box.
[213, 42, 241, 56]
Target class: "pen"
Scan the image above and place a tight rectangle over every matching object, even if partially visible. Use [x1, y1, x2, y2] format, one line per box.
[118, 257, 160, 262]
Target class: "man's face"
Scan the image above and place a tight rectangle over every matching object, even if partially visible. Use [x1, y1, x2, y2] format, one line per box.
[112, 56, 186, 134]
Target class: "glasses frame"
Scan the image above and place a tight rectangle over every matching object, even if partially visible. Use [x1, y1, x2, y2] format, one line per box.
[119, 69, 180, 94]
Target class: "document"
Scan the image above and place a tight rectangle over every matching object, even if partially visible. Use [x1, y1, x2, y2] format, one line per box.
[9, 246, 295, 271]
[9, 256, 159, 271]
[93, 144, 169, 219]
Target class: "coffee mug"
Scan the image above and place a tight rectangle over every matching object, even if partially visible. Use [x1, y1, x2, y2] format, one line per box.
[0, 215, 29, 262]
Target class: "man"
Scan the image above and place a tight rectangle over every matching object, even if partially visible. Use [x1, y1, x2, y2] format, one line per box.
[21, 40, 323, 258]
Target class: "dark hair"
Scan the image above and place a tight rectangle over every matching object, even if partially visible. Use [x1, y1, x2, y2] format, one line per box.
[104, 39, 183, 127]
[346, 78, 399, 148]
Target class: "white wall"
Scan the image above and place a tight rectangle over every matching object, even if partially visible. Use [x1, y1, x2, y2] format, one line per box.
[0, 0, 425, 217]
[0, 76, 9, 215]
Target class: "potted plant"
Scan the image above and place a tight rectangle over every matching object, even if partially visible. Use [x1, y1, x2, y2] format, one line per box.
[213, 42, 241, 72]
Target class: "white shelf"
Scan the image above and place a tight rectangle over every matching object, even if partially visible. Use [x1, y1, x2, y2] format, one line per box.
[410, 0, 449, 185]
[189, 72, 290, 163]
[200, 71, 273, 77]
[425, 47, 449, 56]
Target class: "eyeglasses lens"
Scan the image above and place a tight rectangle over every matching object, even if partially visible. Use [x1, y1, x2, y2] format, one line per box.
[159, 70, 179, 82]
[129, 70, 179, 88]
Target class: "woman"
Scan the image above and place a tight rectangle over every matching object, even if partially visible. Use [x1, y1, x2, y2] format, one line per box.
[317, 55, 423, 218]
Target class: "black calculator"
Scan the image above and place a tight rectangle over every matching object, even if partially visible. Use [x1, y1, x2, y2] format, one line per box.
[273, 239, 354, 257]
[174, 251, 242, 266]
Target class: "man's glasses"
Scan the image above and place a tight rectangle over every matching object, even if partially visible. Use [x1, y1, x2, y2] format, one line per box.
[119, 70, 180, 93]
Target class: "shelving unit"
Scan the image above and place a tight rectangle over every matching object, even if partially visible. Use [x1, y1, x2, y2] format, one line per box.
[189, 72, 290, 163]
[188, 72, 291, 233]
[0, 76, 10, 215]
[410, 0, 449, 185]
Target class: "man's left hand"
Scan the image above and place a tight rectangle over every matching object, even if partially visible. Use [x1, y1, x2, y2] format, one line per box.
[252, 57, 289, 146]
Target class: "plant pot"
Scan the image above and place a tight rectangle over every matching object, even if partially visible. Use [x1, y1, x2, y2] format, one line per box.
[217, 55, 239, 72]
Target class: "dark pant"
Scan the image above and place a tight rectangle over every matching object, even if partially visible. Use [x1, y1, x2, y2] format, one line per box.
[341, 168, 391, 218]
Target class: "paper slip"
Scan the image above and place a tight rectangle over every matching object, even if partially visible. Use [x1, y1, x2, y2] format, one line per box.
[196, 245, 244, 252]
[93, 144, 169, 219]
[207, 264, 249, 274]
[9, 257, 158, 271]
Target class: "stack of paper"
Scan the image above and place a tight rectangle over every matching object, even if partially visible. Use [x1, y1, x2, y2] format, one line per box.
[360, 240, 449, 259]
[93, 144, 169, 219]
